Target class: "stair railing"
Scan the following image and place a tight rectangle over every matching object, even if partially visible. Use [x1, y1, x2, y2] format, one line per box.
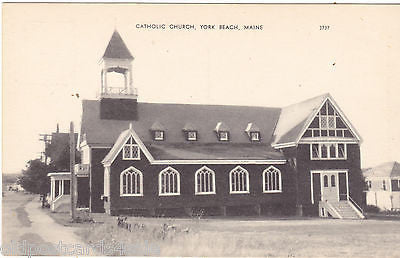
[348, 196, 365, 219]
[348, 196, 364, 213]
[325, 200, 343, 219]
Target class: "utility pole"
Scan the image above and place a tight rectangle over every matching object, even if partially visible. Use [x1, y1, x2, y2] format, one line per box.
[70, 122, 77, 221]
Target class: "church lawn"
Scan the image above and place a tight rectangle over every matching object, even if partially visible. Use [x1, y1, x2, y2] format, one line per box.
[71, 215, 400, 257]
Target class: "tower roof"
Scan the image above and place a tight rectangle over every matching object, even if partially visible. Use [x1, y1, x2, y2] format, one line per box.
[103, 30, 133, 60]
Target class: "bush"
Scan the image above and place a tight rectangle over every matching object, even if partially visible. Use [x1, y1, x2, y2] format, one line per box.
[364, 205, 380, 213]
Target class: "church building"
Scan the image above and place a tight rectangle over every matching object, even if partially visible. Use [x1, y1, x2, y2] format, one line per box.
[76, 30, 365, 219]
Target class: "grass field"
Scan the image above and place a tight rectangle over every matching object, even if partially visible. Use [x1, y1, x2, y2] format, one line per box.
[72, 215, 400, 257]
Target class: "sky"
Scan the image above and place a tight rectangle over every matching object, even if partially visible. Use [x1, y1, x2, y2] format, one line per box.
[3, 3, 400, 174]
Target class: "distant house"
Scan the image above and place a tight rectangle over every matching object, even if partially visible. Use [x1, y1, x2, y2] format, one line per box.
[364, 161, 400, 211]
[74, 30, 365, 219]
[46, 131, 86, 212]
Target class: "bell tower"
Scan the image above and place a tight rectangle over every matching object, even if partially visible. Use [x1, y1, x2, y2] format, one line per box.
[99, 30, 138, 120]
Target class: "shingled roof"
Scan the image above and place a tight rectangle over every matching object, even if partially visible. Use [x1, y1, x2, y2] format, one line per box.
[272, 93, 329, 147]
[81, 93, 359, 161]
[103, 30, 134, 60]
[363, 161, 400, 178]
[81, 100, 283, 161]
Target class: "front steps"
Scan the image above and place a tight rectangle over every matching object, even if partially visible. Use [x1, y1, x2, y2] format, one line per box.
[319, 200, 365, 219]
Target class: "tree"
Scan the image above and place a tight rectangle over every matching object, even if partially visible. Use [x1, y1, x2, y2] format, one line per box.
[18, 159, 53, 195]
[45, 132, 80, 171]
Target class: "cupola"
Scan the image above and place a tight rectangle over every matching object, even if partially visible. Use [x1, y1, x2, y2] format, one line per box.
[99, 30, 138, 120]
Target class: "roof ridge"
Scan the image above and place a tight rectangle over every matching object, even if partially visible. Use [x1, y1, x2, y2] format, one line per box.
[282, 93, 330, 109]
[82, 99, 282, 110]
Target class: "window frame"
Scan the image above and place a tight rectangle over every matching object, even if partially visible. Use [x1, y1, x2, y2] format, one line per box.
[382, 180, 386, 191]
[229, 166, 250, 194]
[366, 180, 372, 190]
[310, 143, 347, 160]
[195, 166, 216, 195]
[218, 131, 229, 141]
[120, 167, 143, 197]
[262, 166, 282, 193]
[158, 166, 181, 196]
[250, 132, 260, 142]
[187, 131, 197, 141]
[122, 137, 140, 160]
[154, 130, 165, 141]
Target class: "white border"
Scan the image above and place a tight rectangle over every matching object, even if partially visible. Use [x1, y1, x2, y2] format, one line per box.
[194, 166, 216, 195]
[158, 166, 181, 196]
[120, 166, 144, 197]
[229, 165, 250, 194]
[262, 165, 282, 193]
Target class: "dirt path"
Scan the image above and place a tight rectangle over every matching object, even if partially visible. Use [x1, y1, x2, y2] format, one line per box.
[2, 192, 97, 256]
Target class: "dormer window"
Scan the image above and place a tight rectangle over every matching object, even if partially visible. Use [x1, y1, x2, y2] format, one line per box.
[214, 122, 230, 142]
[183, 122, 198, 141]
[150, 121, 165, 141]
[219, 131, 229, 141]
[246, 123, 261, 142]
[154, 131, 164, 141]
[187, 131, 197, 141]
[250, 132, 260, 141]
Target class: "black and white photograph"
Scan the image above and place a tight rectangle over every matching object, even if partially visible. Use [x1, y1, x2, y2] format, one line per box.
[2, 3, 400, 257]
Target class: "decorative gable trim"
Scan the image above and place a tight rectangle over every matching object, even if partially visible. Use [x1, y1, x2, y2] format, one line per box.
[102, 124, 155, 166]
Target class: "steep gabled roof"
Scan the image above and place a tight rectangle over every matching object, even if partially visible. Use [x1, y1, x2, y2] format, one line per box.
[81, 100, 283, 161]
[272, 93, 362, 147]
[81, 100, 281, 146]
[272, 94, 328, 147]
[102, 125, 154, 165]
[363, 161, 400, 178]
[103, 30, 133, 60]
[81, 93, 360, 162]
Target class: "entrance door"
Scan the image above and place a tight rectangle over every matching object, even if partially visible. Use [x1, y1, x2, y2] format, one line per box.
[321, 172, 339, 202]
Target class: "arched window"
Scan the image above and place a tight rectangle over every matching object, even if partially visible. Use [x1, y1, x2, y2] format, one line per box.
[331, 175, 336, 187]
[323, 175, 329, 187]
[263, 166, 282, 193]
[120, 167, 143, 196]
[159, 167, 180, 196]
[229, 166, 249, 194]
[195, 166, 216, 195]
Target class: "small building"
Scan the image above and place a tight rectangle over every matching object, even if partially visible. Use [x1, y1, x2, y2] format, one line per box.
[364, 161, 400, 211]
[47, 172, 71, 212]
[75, 30, 365, 219]
[46, 129, 89, 211]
